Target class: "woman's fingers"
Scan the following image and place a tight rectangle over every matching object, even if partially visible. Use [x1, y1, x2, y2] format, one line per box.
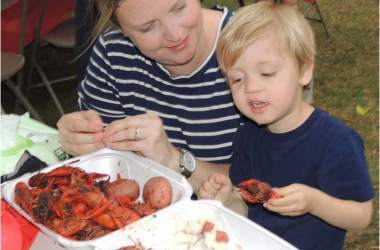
[62, 130, 104, 145]
[59, 131, 104, 156]
[103, 112, 153, 137]
[57, 110, 105, 156]
[102, 111, 173, 165]
[59, 133, 104, 156]
[105, 140, 146, 152]
[103, 127, 138, 143]
[57, 110, 103, 133]
[102, 112, 160, 148]
[82, 110, 104, 123]
[75, 142, 104, 156]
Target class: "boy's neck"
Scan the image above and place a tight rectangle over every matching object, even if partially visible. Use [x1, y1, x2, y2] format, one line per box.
[267, 102, 314, 134]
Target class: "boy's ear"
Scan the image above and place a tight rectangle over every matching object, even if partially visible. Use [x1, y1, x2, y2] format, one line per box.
[299, 63, 314, 86]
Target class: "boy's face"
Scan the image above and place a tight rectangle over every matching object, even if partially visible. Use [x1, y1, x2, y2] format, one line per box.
[226, 32, 312, 133]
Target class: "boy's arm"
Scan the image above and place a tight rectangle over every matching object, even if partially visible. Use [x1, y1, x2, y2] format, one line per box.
[310, 188, 373, 230]
[224, 187, 249, 217]
[198, 174, 248, 217]
[267, 184, 373, 231]
[308, 129, 374, 230]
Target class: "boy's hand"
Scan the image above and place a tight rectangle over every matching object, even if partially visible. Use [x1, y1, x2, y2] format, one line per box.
[263, 183, 317, 216]
[198, 173, 233, 204]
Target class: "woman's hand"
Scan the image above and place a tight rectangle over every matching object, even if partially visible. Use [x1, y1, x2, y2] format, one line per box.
[57, 110, 105, 156]
[102, 111, 177, 166]
[263, 183, 317, 216]
[198, 173, 233, 204]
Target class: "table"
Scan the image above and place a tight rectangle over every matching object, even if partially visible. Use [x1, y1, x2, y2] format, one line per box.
[1, 0, 75, 52]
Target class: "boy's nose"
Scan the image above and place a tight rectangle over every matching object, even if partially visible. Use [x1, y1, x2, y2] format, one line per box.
[244, 79, 261, 93]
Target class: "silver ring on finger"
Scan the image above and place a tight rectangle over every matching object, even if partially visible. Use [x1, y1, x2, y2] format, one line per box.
[134, 127, 143, 141]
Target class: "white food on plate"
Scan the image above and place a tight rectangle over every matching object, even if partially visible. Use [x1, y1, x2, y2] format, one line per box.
[141, 215, 231, 250]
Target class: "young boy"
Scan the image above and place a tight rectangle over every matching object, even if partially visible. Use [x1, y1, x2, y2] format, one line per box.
[197, 2, 374, 250]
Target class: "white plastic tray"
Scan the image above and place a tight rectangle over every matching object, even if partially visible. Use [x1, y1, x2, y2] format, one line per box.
[91, 200, 298, 250]
[1, 148, 193, 250]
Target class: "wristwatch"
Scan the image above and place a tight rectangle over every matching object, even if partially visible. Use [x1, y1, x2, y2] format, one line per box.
[179, 148, 196, 178]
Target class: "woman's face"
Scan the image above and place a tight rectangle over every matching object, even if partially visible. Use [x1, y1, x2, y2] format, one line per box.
[115, 0, 203, 66]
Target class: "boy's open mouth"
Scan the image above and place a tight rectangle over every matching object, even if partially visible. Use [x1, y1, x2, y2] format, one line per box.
[249, 101, 268, 108]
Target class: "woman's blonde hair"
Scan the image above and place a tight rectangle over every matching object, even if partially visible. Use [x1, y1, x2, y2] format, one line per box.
[217, 1, 315, 74]
[89, 1, 122, 45]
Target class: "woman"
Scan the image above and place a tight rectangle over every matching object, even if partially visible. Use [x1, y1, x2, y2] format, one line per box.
[57, 0, 290, 192]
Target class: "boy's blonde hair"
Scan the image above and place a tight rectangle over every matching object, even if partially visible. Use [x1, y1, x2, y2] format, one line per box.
[217, 1, 315, 74]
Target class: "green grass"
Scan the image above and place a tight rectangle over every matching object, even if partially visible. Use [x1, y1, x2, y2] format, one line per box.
[313, 1, 379, 249]
[203, 1, 379, 249]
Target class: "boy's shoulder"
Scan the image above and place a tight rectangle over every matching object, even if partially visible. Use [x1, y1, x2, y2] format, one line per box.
[235, 108, 363, 146]
[306, 108, 365, 156]
[313, 108, 360, 139]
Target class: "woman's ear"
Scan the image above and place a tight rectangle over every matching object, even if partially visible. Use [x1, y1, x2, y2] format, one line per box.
[299, 63, 314, 86]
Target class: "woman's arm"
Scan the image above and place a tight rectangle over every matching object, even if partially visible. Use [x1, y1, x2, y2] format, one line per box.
[164, 147, 230, 193]
[103, 111, 234, 193]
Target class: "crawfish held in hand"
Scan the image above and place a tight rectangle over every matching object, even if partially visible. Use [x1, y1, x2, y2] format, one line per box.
[239, 178, 282, 204]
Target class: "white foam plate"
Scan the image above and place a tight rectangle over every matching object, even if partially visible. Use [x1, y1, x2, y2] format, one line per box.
[1, 148, 193, 250]
[91, 200, 298, 250]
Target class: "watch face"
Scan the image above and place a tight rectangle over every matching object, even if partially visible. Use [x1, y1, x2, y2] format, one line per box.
[183, 152, 196, 172]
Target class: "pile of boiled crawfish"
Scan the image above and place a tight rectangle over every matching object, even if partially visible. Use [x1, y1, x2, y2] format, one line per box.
[14, 165, 173, 241]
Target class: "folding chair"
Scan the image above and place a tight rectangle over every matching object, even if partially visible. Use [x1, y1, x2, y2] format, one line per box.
[303, 0, 329, 38]
[1, 0, 43, 121]
[25, 0, 76, 116]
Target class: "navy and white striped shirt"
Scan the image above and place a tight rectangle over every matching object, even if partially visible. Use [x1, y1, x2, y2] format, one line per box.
[78, 7, 243, 163]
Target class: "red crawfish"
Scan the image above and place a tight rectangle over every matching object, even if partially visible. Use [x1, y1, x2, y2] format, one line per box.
[238, 178, 282, 204]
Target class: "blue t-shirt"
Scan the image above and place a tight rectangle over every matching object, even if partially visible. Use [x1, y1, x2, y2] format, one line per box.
[230, 108, 374, 250]
[77, 7, 243, 163]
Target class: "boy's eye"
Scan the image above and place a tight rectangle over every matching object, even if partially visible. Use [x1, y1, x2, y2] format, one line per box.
[262, 72, 276, 77]
[227, 72, 244, 85]
[229, 77, 243, 84]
